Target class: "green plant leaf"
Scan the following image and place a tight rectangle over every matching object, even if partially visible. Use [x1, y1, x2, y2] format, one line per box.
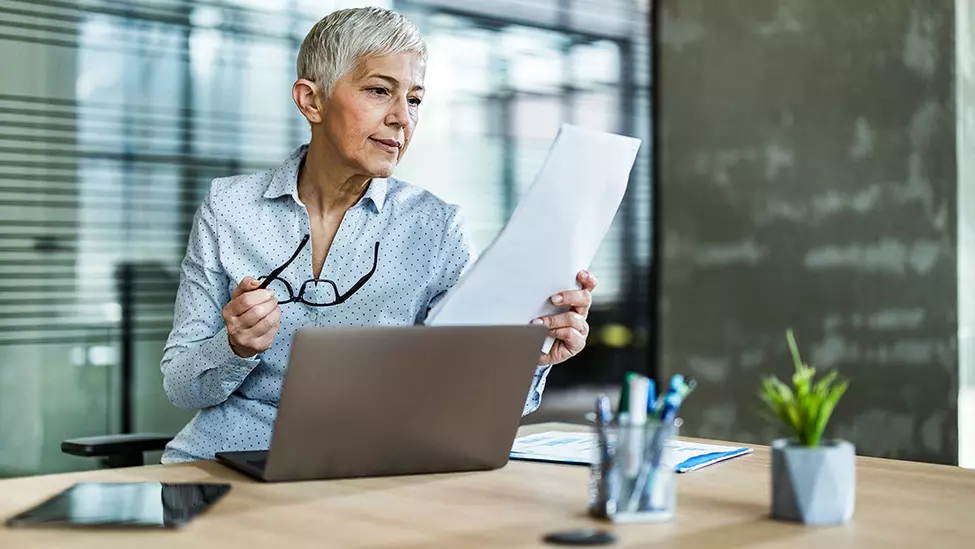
[797, 365, 818, 443]
[760, 330, 850, 447]
[811, 378, 849, 446]
[760, 377, 798, 435]
[801, 388, 822, 445]
[771, 378, 800, 435]
[785, 329, 803, 373]
[814, 370, 838, 394]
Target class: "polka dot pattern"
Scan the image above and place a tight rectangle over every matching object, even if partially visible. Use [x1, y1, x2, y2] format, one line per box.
[159, 144, 551, 464]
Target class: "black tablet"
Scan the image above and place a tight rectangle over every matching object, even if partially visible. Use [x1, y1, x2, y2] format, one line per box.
[5, 482, 232, 529]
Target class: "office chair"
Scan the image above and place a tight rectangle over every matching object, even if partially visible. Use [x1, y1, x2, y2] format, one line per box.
[61, 262, 177, 468]
[61, 433, 174, 468]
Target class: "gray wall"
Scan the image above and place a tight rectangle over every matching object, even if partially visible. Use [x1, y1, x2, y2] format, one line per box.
[957, 0, 975, 468]
[657, 0, 958, 463]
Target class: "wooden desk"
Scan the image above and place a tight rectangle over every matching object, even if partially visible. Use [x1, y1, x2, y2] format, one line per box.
[1, 422, 973, 548]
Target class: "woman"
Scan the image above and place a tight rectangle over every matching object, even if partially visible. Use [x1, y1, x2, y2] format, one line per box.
[160, 7, 597, 464]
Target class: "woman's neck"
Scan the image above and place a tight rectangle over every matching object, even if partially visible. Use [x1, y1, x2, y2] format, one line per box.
[297, 139, 371, 219]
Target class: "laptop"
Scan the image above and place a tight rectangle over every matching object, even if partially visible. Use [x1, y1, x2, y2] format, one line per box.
[215, 324, 548, 482]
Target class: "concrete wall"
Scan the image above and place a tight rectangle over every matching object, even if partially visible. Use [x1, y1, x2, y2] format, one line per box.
[957, 0, 975, 468]
[657, 0, 958, 463]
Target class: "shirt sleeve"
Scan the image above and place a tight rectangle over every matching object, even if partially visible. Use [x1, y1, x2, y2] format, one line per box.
[424, 206, 552, 417]
[160, 185, 261, 410]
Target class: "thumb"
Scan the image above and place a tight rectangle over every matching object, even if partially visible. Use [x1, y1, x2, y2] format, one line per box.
[232, 276, 260, 299]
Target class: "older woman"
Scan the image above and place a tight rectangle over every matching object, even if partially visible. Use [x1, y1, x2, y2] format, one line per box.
[160, 7, 597, 464]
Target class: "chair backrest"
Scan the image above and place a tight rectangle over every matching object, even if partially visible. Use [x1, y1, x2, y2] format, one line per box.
[113, 261, 179, 434]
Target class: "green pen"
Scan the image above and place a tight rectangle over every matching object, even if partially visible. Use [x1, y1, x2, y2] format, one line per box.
[617, 371, 641, 419]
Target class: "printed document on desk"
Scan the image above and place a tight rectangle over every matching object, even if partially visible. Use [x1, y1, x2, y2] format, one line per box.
[424, 124, 642, 350]
[509, 431, 753, 473]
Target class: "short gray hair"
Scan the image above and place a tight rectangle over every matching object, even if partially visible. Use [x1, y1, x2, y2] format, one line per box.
[297, 7, 427, 95]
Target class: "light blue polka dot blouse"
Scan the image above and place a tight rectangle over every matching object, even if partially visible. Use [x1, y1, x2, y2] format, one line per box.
[160, 144, 552, 464]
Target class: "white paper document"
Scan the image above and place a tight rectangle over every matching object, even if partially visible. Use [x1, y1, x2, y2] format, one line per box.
[424, 124, 642, 350]
[509, 431, 753, 473]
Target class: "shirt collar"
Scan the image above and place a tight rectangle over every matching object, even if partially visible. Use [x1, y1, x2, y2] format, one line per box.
[262, 144, 388, 213]
[357, 177, 388, 213]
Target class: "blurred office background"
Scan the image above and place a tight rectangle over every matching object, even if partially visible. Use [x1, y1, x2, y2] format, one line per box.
[0, 0, 651, 476]
[1, 0, 973, 477]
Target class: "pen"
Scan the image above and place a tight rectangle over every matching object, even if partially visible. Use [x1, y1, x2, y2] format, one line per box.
[668, 374, 684, 399]
[628, 375, 650, 427]
[626, 380, 686, 513]
[622, 375, 649, 477]
[594, 394, 614, 516]
[650, 373, 684, 418]
[620, 374, 650, 514]
[646, 378, 657, 416]
[617, 371, 641, 423]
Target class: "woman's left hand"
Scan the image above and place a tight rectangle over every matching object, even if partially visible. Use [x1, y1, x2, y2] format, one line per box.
[533, 270, 598, 365]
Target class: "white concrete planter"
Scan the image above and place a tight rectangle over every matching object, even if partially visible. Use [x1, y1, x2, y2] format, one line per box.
[771, 438, 855, 525]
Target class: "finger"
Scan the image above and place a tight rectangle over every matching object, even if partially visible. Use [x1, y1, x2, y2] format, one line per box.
[538, 350, 559, 365]
[232, 276, 261, 300]
[227, 288, 275, 317]
[538, 340, 569, 365]
[532, 311, 588, 336]
[548, 326, 587, 355]
[235, 300, 279, 331]
[550, 289, 592, 315]
[253, 328, 279, 353]
[236, 308, 281, 354]
[245, 307, 281, 343]
[577, 270, 598, 292]
[538, 327, 588, 365]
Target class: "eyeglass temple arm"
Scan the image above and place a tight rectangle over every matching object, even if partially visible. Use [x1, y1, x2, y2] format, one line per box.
[336, 241, 380, 302]
[258, 234, 310, 290]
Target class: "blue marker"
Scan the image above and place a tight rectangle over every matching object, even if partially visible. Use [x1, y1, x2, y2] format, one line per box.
[646, 378, 657, 416]
[668, 374, 684, 396]
[627, 387, 686, 512]
[658, 389, 682, 424]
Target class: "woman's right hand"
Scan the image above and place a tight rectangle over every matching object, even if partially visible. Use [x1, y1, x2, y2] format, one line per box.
[223, 276, 281, 358]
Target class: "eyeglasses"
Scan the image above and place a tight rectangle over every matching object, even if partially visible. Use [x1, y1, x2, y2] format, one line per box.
[257, 235, 379, 307]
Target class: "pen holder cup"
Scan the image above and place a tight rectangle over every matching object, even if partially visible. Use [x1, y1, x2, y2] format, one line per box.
[588, 419, 680, 523]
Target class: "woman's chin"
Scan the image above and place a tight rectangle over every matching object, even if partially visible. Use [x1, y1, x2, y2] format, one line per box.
[367, 162, 396, 179]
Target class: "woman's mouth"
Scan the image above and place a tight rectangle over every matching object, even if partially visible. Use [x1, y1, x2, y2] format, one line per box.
[370, 137, 401, 154]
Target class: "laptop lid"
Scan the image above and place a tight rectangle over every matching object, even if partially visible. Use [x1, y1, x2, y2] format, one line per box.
[261, 324, 548, 482]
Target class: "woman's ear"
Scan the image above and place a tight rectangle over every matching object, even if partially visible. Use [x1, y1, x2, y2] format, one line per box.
[292, 78, 324, 124]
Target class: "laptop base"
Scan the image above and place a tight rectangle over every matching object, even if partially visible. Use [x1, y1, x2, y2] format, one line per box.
[215, 450, 269, 481]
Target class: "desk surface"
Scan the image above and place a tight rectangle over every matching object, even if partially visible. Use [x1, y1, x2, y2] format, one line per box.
[1, 422, 973, 548]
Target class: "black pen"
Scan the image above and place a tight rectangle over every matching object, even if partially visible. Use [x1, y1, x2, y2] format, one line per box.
[594, 395, 614, 516]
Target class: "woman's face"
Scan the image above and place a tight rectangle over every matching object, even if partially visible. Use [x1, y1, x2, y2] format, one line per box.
[318, 52, 425, 179]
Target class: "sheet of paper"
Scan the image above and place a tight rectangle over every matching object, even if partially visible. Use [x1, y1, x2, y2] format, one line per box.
[509, 431, 753, 473]
[425, 124, 642, 351]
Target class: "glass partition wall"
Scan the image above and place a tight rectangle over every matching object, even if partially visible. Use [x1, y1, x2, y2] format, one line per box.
[0, 0, 651, 476]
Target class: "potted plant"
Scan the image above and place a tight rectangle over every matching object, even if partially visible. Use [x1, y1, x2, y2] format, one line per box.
[759, 329, 854, 525]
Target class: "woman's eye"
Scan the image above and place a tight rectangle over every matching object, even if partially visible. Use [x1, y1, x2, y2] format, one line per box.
[408, 97, 422, 106]
[369, 87, 389, 96]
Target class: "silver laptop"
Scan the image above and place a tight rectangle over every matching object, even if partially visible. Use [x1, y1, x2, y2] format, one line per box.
[215, 324, 548, 482]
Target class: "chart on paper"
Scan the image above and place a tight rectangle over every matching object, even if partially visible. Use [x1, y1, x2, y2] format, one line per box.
[509, 431, 753, 473]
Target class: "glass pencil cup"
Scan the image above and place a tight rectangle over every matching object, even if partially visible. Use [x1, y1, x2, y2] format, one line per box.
[588, 418, 680, 523]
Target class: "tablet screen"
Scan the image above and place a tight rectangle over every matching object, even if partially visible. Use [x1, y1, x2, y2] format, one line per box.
[5, 482, 231, 529]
